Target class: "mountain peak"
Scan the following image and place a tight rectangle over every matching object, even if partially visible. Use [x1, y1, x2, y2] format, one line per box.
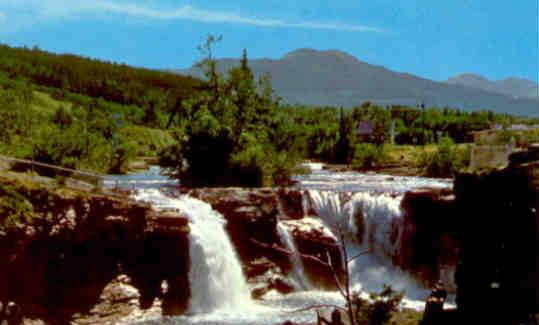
[446, 73, 538, 99]
[283, 48, 319, 58]
[447, 73, 490, 83]
[282, 48, 360, 64]
[177, 48, 538, 116]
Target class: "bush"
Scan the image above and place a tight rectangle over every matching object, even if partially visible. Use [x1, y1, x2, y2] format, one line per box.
[352, 144, 389, 170]
[108, 141, 137, 174]
[352, 285, 404, 325]
[0, 183, 34, 231]
[417, 137, 470, 177]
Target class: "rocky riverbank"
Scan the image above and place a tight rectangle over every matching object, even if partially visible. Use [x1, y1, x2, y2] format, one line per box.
[0, 174, 189, 324]
[1, 143, 536, 324]
[188, 188, 343, 291]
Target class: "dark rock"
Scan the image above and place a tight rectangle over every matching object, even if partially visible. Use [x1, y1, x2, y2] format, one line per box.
[453, 147, 538, 324]
[0, 178, 190, 324]
[421, 282, 448, 325]
[245, 257, 280, 278]
[400, 187, 459, 289]
[282, 219, 343, 290]
[270, 275, 295, 294]
[277, 188, 305, 219]
[251, 285, 270, 300]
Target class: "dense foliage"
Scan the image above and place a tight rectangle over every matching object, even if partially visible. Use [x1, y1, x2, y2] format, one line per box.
[417, 137, 471, 177]
[0, 44, 202, 109]
[0, 182, 34, 231]
[1, 42, 537, 183]
[0, 75, 172, 173]
[159, 42, 301, 186]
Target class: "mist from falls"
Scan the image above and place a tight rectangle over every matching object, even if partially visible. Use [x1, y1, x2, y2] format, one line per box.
[134, 189, 252, 314]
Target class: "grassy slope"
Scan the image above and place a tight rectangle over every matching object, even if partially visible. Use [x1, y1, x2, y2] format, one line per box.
[0, 89, 173, 173]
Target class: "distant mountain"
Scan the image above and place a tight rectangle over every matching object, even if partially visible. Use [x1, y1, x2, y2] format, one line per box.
[175, 48, 539, 116]
[446, 73, 539, 100]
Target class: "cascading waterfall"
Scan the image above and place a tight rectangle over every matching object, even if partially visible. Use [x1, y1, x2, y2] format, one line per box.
[307, 190, 357, 237]
[134, 189, 252, 314]
[107, 167, 458, 324]
[276, 222, 311, 290]
[347, 191, 405, 258]
[305, 189, 431, 303]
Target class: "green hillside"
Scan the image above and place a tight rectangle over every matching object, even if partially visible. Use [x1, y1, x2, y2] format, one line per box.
[0, 42, 537, 182]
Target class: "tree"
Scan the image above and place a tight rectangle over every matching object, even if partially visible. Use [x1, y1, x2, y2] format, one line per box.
[53, 105, 73, 129]
[159, 36, 300, 187]
[335, 107, 353, 164]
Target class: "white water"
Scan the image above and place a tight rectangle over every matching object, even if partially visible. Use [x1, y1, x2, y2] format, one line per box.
[276, 222, 311, 290]
[305, 188, 454, 306]
[134, 189, 252, 314]
[122, 168, 455, 324]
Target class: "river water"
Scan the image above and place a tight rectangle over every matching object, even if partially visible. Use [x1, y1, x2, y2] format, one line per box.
[106, 164, 453, 325]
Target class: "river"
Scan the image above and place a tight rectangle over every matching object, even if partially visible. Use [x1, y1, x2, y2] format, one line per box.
[105, 164, 453, 325]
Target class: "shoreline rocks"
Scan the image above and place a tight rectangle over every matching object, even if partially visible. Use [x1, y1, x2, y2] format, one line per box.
[189, 188, 343, 291]
[400, 187, 459, 290]
[0, 178, 189, 324]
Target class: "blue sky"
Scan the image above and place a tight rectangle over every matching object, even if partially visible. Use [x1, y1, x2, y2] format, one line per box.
[1, 0, 537, 82]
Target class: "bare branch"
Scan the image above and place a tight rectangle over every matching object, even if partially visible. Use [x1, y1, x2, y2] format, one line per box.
[326, 250, 346, 298]
[347, 249, 371, 263]
[286, 304, 347, 314]
[249, 238, 330, 268]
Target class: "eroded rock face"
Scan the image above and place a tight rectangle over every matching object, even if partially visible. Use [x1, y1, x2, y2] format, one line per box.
[0, 180, 189, 324]
[400, 187, 459, 289]
[280, 219, 342, 290]
[189, 188, 342, 291]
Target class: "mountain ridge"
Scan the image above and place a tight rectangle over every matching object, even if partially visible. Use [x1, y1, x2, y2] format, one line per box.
[446, 73, 538, 99]
[175, 48, 539, 116]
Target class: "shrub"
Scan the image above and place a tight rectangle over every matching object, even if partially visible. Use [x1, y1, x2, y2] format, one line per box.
[352, 286, 404, 325]
[108, 140, 137, 174]
[417, 137, 470, 177]
[352, 144, 389, 170]
[0, 183, 34, 231]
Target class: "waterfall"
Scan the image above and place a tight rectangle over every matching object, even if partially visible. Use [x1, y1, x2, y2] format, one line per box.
[307, 190, 357, 237]
[276, 222, 311, 290]
[307, 190, 404, 259]
[134, 189, 252, 313]
[347, 192, 404, 258]
[305, 189, 430, 301]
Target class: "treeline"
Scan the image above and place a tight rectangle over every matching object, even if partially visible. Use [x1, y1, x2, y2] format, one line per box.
[1, 41, 537, 182]
[0, 44, 203, 109]
[284, 102, 535, 164]
[0, 75, 173, 173]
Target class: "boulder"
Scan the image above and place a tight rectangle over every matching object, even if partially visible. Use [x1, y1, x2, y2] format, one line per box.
[270, 275, 295, 294]
[279, 219, 342, 290]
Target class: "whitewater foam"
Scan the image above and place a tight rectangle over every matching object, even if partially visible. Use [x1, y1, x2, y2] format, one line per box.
[276, 221, 312, 290]
[134, 189, 252, 314]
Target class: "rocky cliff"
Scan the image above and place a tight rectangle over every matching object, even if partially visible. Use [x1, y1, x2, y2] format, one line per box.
[0, 176, 189, 324]
[400, 188, 459, 290]
[452, 145, 538, 324]
[189, 188, 343, 291]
